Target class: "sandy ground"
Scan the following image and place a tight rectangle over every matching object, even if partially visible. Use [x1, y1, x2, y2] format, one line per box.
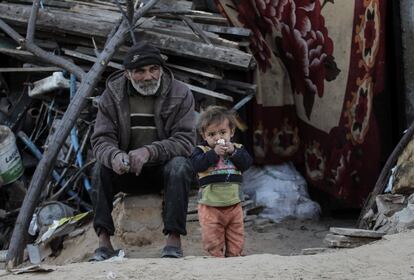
[38, 216, 356, 265]
[1, 229, 413, 279]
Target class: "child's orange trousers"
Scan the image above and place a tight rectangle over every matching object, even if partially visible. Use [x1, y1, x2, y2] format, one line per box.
[198, 203, 244, 257]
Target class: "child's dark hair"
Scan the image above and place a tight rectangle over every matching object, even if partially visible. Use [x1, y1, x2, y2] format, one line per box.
[197, 106, 236, 135]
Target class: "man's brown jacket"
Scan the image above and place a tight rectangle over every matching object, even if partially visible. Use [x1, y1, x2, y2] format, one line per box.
[91, 68, 196, 169]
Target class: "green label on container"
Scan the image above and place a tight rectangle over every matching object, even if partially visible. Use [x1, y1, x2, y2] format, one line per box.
[0, 161, 24, 185]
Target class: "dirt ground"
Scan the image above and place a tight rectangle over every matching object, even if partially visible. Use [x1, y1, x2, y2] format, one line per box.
[1, 226, 413, 279]
[40, 215, 356, 265]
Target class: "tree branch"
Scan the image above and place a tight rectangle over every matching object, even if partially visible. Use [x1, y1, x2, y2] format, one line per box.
[115, 0, 136, 44]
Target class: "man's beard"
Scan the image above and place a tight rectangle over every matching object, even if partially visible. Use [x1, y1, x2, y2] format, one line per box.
[129, 69, 163, 96]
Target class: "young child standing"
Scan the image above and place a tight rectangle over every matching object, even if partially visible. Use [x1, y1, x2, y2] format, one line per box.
[191, 106, 253, 257]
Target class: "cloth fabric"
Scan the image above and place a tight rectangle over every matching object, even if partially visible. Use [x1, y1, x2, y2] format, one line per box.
[122, 42, 165, 69]
[91, 67, 196, 169]
[93, 157, 194, 236]
[217, 0, 386, 207]
[198, 182, 242, 207]
[198, 203, 244, 257]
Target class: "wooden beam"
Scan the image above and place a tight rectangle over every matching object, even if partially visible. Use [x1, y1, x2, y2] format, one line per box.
[0, 67, 62, 72]
[166, 63, 222, 79]
[187, 84, 233, 102]
[136, 30, 254, 70]
[0, 3, 114, 38]
[62, 48, 123, 69]
[144, 18, 251, 37]
[180, 15, 212, 45]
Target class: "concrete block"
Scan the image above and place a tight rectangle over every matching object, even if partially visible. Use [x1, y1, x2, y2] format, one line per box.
[113, 194, 164, 246]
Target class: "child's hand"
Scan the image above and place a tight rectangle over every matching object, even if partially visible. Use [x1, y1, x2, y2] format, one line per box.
[214, 140, 227, 156]
[225, 141, 235, 155]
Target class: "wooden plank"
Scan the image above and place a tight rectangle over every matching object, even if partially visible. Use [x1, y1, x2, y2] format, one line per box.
[166, 63, 222, 79]
[0, 48, 33, 56]
[323, 233, 377, 248]
[197, 23, 250, 37]
[69, 4, 121, 22]
[216, 79, 256, 95]
[180, 15, 212, 45]
[0, 3, 114, 38]
[136, 30, 254, 70]
[0, 67, 62, 72]
[140, 26, 239, 48]
[329, 227, 385, 239]
[62, 48, 123, 69]
[187, 84, 233, 102]
[141, 19, 252, 38]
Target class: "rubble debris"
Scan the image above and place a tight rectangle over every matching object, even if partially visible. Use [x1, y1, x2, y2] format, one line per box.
[323, 227, 384, 249]
[10, 264, 54, 275]
[26, 243, 51, 264]
[0, 250, 6, 262]
[358, 121, 414, 228]
[375, 194, 406, 217]
[359, 134, 414, 233]
[376, 194, 414, 234]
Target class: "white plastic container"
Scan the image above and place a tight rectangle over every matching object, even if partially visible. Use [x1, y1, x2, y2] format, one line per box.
[0, 125, 24, 185]
[28, 72, 71, 97]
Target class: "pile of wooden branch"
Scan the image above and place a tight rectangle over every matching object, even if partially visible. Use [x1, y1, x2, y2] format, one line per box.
[0, 0, 255, 107]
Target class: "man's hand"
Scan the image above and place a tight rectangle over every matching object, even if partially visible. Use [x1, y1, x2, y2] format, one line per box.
[128, 147, 150, 176]
[111, 152, 130, 175]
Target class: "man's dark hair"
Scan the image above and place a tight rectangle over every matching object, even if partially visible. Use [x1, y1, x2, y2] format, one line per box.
[197, 106, 236, 135]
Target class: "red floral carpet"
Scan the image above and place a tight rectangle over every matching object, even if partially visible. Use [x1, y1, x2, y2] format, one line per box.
[218, 0, 385, 207]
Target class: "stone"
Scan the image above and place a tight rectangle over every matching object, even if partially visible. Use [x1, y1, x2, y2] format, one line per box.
[254, 218, 272, 226]
[113, 194, 164, 246]
[376, 194, 406, 217]
[243, 214, 257, 222]
[0, 250, 6, 263]
[329, 227, 385, 239]
[187, 213, 199, 222]
[387, 203, 414, 233]
[323, 234, 377, 248]
[301, 248, 331, 255]
[392, 161, 414, 194]
[373, 213, 389, 231]
[26, 244, 51, 264]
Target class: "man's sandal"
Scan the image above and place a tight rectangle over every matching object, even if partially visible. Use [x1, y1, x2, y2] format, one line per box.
[89, 246, 120, 262]
[161, 245, 183, 258]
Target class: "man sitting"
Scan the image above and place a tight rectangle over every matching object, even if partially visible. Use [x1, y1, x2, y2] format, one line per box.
[90, 41, 196, 260]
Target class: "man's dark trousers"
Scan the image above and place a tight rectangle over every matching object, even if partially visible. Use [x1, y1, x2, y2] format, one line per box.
[93, 156, 194, 236]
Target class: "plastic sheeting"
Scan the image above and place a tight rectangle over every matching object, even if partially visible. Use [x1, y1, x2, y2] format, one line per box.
[242, 163, 321, 222]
